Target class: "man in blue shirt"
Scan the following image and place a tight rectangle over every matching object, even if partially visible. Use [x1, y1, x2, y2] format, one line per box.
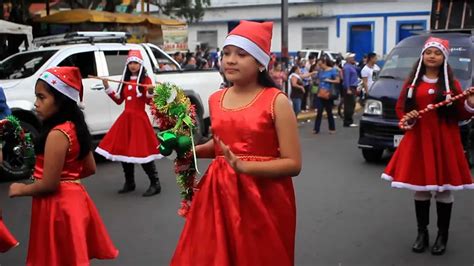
[342, 53, 359, 127]
[0, 87, 12, 119]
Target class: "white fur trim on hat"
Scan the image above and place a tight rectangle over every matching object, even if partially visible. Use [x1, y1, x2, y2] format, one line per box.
[422, 42, 449, 59]
[126, 56, 143, 65]
[39, 71, 79, 103]
[223, 35, 270, 68]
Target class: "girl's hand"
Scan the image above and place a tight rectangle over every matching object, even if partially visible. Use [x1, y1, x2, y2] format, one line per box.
[9, 183, 26, 198]
[400, 110, 420, 130]
[102, 79, 109, 89]
[216, 136, 244, 174]
[147, 84, 155, 95]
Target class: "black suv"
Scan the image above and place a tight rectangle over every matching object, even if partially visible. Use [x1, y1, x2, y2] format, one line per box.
[358, 32, 474, 162]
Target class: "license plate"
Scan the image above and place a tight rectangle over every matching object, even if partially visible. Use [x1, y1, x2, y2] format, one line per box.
[394, 135, 404, 147]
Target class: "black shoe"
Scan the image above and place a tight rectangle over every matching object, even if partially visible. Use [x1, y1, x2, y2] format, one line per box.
[431, 232, 448, 255]
[412, 229, 429, 253]
[412, 200, 430, 253]
[431, 202, 452, 255]
[142, 183, 161, 197]
[118, 183, 136, 194]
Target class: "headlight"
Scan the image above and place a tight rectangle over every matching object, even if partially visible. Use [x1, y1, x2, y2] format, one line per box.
[364, 99, 383, 115]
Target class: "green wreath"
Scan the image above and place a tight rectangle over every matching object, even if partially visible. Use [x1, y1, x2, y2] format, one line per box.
[151, 83, 199, 217]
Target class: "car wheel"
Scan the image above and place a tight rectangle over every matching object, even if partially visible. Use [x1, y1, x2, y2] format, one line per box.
[362, 148, 383, 163]
[193, 112, 205, 144]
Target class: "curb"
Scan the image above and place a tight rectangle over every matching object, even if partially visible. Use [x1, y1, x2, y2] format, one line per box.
[297, 103, 363, 121]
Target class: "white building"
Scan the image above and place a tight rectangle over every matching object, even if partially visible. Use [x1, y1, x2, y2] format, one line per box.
[188, 0, 432, 61]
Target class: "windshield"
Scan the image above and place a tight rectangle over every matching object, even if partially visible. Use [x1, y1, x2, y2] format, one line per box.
[0, 50, 57, 79]
[380, 47, 471, 80]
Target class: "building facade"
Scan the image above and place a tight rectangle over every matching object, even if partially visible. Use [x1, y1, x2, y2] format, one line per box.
[188, 0, 431, 60]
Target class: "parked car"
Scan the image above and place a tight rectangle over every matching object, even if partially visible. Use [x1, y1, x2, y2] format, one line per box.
[358, 32, 473, 162]
[0, 32, 222, 178]
[297, 49, 344, 64]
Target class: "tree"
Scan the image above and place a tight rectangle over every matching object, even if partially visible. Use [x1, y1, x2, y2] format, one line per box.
[157, 0, 210, 23]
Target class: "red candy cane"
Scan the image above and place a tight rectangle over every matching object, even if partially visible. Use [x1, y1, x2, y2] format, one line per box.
[399, 87, 474, 130]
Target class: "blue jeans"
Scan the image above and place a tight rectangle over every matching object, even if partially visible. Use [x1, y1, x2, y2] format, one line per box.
[314, 98, 335, 133]
[292, 98, 302, 116]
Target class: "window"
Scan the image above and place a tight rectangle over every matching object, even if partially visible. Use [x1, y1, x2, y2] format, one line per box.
[58, 51, 97, 78]
[148, 46, 178, 72]
[302, 27, 328, 50]
[197, 30, 218, 50]
[0, 50, 57, 79]
[103, 50, 129, 76]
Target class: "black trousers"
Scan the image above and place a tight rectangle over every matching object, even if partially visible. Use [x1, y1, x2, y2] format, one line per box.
[343, 87, 356, 126]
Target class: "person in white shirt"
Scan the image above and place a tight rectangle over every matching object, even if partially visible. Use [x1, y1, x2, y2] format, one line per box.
[361, 52, 380, 93]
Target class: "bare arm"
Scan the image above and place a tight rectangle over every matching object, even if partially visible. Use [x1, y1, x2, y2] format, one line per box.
[362, 77, 369, 92]
[291, 76, 305, 91]
[195, 138, 215, 158]
[219, 94, 302, 178]
[9, 130, 68, 197]
[80, 151, 96, 178]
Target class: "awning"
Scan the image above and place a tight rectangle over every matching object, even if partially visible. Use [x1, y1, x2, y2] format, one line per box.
[33, 9, 186, 26]
[0, 19, 33, 48]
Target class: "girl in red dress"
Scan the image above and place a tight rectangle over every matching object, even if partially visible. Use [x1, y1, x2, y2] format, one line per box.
[171, 21, 302, 266]
[382, 37, 474, 255]
[95, 50, 162, 197]
[9, 67, 118, 265]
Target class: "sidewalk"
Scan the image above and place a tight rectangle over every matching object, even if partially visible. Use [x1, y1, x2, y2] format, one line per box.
[296, 103, 363, 121]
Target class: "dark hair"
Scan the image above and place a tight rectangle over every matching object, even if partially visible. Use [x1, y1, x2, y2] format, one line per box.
[403, 58, 458, 118]
[121, 64, 148, 96]
[288, 65, 299, 76]
[259, 69, 279, 88]
[321, 56, 334, 68]
[35, 80, 92, 159]
[367, 52, 377, 61]
[308, 54, 316, 60]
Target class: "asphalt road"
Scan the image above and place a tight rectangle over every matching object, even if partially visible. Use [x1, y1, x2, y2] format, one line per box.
[1, 115, 473, 266]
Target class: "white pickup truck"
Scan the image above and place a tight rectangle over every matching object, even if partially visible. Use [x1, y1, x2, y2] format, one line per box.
[0, 32, 222, 145]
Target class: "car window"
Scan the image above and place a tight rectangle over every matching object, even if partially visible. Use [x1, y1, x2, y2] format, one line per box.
[104, 50, 128, 76]
[380, 46, 471, 80]
[58, 51, 97, 78]
[149, 47, 178, 72]
[0, 50, 57, 79]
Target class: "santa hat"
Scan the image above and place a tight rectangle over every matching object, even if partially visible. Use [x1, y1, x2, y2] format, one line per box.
[39, 66, 84, 108]
[223, 20, 273, 69]
[117, 49, 144, 98]
[407, 37, 451, 101]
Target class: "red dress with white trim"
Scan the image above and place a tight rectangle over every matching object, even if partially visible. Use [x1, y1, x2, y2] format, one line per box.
[95, 75, 161, 163]
[382, 77, 474, 191]
[171, 88, 296, 266]
[27, 122, 118, 266]
[0, 218, 18, 253]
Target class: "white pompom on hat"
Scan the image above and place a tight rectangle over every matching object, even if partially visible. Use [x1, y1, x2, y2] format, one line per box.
[407, 37, 451, 101]
[223, 20, 273, 69]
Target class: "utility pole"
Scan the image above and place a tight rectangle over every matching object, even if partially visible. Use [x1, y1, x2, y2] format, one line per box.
[141, 0, 145, 14]
[281, 0, 289, 69]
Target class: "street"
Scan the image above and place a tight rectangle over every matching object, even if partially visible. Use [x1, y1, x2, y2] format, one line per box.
[1, 115, 473, 266]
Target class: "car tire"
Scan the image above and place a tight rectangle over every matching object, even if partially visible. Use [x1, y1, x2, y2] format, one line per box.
[362, 148, 383, 163]
[0, 121, 38, 181]
[193, 112, 205, 144]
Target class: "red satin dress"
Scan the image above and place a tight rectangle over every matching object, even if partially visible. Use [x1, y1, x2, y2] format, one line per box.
[382, 78, 474, 191]
[0, 217, 18, 253]
[171, 88, 296, 266]
[95, 75, 161, 163]
[28, 122, 118, 266]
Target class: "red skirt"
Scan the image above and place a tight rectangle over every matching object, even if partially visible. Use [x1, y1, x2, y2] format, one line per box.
[96, 110, 161, 163]
[0, 218, 18, 253]
[27, 182, 118, 266]
[171, 157, 296, 266]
